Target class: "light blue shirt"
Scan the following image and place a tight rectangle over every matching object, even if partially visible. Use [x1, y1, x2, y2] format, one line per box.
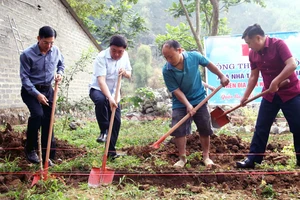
[89, 47, 132, 98]
[20, 43, 65, 97]
[162, 51, 209, 109]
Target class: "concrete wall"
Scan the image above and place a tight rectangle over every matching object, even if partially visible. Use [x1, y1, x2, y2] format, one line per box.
[0, 0, 99, 123]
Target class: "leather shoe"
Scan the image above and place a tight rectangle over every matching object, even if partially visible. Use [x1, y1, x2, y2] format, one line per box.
[236, 158, 255, 169]
[48, 159, 55, 167]
[96, 132, 107, 143]
[25, 149, 40, 164]
[107, 154, 120, 160]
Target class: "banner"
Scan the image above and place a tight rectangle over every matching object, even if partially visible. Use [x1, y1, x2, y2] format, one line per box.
[204, 32, 300, 105]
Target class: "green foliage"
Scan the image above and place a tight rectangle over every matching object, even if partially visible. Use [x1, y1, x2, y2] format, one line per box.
[26, 178, 68, 199]
[261, 184, 276, 198]
[57, 47, 96, 131]
[218, 18, 231, 35]
[121, 87, 155, 111]
[187, 152, 202, 161]
[155, 22, 197, 54]
[67, 0, 147, 48]
[93, 1, 148, 48]
[57, 46, 95, 111]
[0, 156, 22, 172]
[222, 0, 265, 9]
[167, 0, 265, 37]
[66, 0, 106, 31]
[132, 45, 152, 88]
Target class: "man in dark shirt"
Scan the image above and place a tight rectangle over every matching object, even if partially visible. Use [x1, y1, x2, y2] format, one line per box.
[236, 24, 300, 168]
[20, 26, 64, 166]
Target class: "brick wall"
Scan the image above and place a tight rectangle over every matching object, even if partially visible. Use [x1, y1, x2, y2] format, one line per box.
[0, 0, 100, 122]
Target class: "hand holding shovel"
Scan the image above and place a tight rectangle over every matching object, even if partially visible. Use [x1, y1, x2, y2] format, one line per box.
[210, 79, 290, 128]
[88, 75, 122, 187]
[151, 84, 224, 149]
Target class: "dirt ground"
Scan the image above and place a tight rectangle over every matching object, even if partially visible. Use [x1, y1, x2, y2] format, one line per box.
[0, 123, 300, 199]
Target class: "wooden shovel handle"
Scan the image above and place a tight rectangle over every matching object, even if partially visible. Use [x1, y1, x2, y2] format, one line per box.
[44, 81, 59, 175]
[151, 84, 223, 149]
[221, 79, 290, 116]
[101, 75, 122, 171]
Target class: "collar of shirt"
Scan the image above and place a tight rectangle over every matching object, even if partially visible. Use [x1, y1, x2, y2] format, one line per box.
[104, 47, 113, 59]
[257, 36, 270, 55]
[33, 43, 53, 55]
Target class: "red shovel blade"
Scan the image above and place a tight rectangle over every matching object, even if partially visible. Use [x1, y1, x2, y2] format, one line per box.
[31, 174, 41, 187]
[210, 106, 230, 128]
[88, 167, 115, 187]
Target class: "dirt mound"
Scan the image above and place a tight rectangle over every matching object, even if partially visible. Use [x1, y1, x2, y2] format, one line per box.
[0, 123, 87, 193]
[123, 132, 299, 199]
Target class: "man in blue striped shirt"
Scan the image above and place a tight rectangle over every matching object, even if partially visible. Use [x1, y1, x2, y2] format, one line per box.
[20, 26, 64, 166]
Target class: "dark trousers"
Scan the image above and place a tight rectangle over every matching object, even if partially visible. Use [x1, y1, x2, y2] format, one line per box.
[21, 87, 56, 161]
[248, 94, 300, 163]
[89, 88, 121, 156]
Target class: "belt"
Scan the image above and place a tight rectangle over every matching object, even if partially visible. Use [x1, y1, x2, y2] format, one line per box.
[35, 84, 51, 90]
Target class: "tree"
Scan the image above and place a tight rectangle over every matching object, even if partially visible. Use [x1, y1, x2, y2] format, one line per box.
[168, 0, 265, 53]
[66, 0, 147, 47]
[93, 1, 148, 48]
[155, 22, 197, 53]
[132, 45, 152, 89]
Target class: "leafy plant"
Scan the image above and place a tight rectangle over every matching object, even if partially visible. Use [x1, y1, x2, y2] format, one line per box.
[57, 47, 96, 131]
[0, 156, 22, 172]
[120, 87, 155, 111]
[155, 22, 197, 54]
[93, 1, 148, 48]
[261, 184, 276, 198]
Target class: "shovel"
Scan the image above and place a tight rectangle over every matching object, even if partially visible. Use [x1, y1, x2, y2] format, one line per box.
[31, 80, 59, 186]
[210, 79, 290, 128]
[88, 75, 122, 187]
[151, 84, 223, 149]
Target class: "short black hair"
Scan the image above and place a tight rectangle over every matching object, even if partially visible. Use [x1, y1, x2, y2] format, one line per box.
[242, 24, 265, 39]
[161, 40, 181, 51]
[39, 26, 57, 39]
[109, 35, 127, 48]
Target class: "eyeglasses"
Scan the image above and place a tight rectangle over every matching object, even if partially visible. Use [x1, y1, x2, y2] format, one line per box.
[41, 41, 54, 46]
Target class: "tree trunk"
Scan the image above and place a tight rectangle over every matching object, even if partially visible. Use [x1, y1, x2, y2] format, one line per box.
[179, 0, 203, 54]
[210, 0, 219, 36]
[195, 0, 200, 37]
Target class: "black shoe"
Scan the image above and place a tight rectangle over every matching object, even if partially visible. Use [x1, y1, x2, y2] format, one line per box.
[48, 159, 55, 167]
[236, 158, 255, 169]
[96, 132, 107, 143]
[25, 149, 40, 164]
[107, 154, 120, 161]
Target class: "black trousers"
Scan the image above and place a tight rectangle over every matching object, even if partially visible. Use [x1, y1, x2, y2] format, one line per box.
[89, 88, 121, 156]
[21, 86, 56, 161]
[248, 94, 300, 163]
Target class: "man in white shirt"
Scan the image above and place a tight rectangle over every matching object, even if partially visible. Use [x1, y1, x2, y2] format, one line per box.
[89, 35, 132, 159]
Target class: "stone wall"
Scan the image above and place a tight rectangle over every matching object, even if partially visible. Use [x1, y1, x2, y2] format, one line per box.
[0, 0, 100, 124]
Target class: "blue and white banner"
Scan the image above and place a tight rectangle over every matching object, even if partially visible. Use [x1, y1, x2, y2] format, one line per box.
[204, 32, 300, 105]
